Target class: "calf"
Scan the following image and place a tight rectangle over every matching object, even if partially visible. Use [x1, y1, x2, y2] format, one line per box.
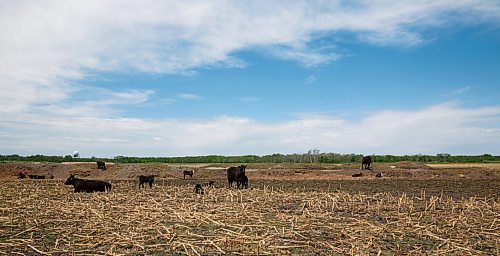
[239, 175, 249, 189]
[96, 161, 107, 170]
[183, 169, 194, 179]
[361, 156, 372, 170]
[138, 175, 155, 188]
[194, 183, 204, 195]
[375, 173, 383, 178]
[64, 175, 111, 193]
[227, 165, 246, 188]
[203, 180, 215, 187]
[28, 174, 45, 179]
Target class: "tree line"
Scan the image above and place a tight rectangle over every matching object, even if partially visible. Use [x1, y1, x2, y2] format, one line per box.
[0, 153, 498, 164]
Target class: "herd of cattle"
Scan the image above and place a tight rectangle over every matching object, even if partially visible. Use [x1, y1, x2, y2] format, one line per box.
[17, 157, 378, 193]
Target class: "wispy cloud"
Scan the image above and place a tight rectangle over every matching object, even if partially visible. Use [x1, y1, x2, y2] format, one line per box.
[1, 103, 499, 156]
[160, 98, 176, 105]
[305, 75, 317, 84]
[178, 93, 202, 100]
[1, 1, 500, 114]
[451, 86, 471, 96]
[239, 96, 260, 102]
[33, 87, 154, 117]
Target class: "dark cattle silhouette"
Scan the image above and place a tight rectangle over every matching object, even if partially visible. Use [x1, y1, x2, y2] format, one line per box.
[96, 161, 106, 170]
[240, 175, 249, 189]
[183, 170, 194, 179]
[17, 173, 26, 179]
[203, 180, 215, 187]
[361, 156, 372, 170]
[28, 174, 45, 179]
[376, 173, 383, 178]
[64, 175, 111, 193]
[227, 165, 247, 188]
[194, 184, 204, 194]
[138, 175, 154, 188]
[352, 173, 363, 177]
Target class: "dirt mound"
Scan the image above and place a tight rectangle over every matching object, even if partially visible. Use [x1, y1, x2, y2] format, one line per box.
[390, 161, 431, 169]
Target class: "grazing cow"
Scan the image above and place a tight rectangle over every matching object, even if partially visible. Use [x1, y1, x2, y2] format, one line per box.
[138, 175, 155, 188]
[240, 175, 249, 189]
[361, 156, 372, 170]
[17, 173, 26, 179]
[183, 169, 194, 179]
[96, 161, 106, 170]
[203, 180, 215, 187]
[226, 165, 247, 188]
[64, 175, 111, 193]
[375, 173, 383, 178]
[194, 184, 204, 195]
[352, 173, 363, 177]
[28, 174, 45, 179]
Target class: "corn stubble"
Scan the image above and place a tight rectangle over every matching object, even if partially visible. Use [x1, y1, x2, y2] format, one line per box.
[0, 180, 498, 255]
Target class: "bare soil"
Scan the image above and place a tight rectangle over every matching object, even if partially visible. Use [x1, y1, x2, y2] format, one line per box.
[0, 162, 499, 255]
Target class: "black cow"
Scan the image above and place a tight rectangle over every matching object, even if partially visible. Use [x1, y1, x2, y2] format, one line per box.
[194, 183, 204, 195]
[203, 180, 215, 187]
[17, 173, 26, 179]
[240, 175, 249, 189]
[28, 174, 45, 179]
[183, 169, 194, 179]
[227, 165, 247, 188]
[96, 161, 106, 170]
[361, 156, 372, 170]
[352, 173, 363, 177]
[375, 173, 383, 178]
[64, 175, 111, 193]
[138, 175, 154, 188]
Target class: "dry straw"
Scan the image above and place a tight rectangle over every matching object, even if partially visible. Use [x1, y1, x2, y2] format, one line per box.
[0, 180, 498, 255]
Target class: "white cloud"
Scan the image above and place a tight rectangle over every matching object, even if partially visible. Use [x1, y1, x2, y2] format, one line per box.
[1, 103, 498, 156]
[1, 1, 500, 114]
[305, 75, 317, 84]
[239, 96, 260, 102]
[178, 93, 202, 100]
[160, 98, 176, 105]
[451, 86, 471, 96]
[1, 1, 500, 156]
[33, 87, 154, 117]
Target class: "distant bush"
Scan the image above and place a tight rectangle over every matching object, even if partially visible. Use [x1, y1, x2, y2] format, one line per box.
[1, 153, 498, 164]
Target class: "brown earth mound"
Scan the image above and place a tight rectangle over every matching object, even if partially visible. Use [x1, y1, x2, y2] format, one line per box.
[390, 161, 431, 169]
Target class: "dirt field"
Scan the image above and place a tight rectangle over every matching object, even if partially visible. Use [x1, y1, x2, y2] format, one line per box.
[0, 162, 499, 255]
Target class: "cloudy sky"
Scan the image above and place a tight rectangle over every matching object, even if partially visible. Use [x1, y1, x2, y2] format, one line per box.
[1, 0, 499, 157]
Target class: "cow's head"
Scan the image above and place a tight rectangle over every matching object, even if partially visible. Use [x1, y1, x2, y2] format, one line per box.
[64, 174, 76, 185]
[239, 165, 247, 174]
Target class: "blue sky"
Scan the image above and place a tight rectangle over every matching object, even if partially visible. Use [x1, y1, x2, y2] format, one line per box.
[1, 1, 499, 157]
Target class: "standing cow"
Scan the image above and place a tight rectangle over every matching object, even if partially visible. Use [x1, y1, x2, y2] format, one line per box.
[240, 175, 249, 189]
[362, 156, 372, 170]
[96, 161, 106, 170]
[183, 169, 194, 179]
[138, 175, 154, 188]
[194, 184, 204, 195]
[227, 165, 247, 189]
[64, 175, 111, 193]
